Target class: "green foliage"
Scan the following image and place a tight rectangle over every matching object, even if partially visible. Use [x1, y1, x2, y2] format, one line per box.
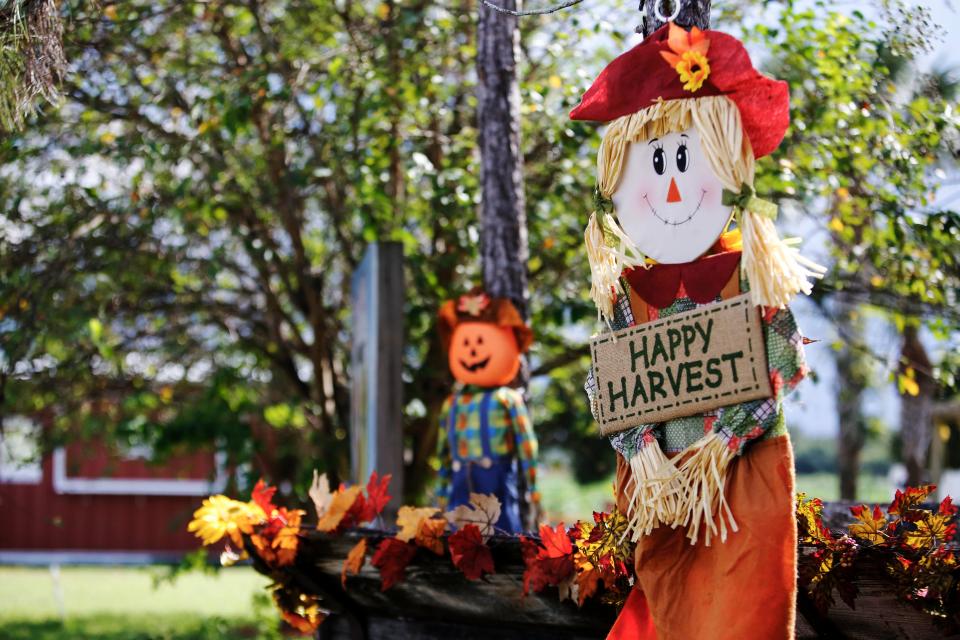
[750, 0, 959, 383]
[0, 0, 616, 501]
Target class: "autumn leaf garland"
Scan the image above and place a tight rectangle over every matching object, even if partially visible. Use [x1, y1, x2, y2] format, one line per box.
[189, 474, 959, 635]
[797, 485, 960, 625]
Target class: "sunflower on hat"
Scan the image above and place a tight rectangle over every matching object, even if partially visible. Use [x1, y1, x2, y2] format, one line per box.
[660, 23, 711, 92]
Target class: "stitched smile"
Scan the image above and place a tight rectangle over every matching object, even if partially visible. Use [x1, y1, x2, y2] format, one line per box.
[459, 357, 490, 372]
[643, 189, 707, 226]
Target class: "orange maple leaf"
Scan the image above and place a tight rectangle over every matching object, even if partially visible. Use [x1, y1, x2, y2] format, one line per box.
[415, 518, 447, 555]
[317, 486, 363, 532]
[539, 522, 573, 558]
[341, 538, 368, 587]
[574, 556, 602, 607]
[395, 506, 440, 543]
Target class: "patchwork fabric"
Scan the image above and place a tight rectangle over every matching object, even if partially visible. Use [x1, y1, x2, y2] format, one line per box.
[586, 269, 807, 459]
[436, 386, 538, 502]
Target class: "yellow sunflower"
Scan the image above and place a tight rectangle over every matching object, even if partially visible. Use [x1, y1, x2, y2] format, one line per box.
[188, 495, 266, 547]
[674, 50, 711, 92]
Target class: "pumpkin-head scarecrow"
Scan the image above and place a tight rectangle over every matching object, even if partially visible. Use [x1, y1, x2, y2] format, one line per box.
[574, 23, 824, 640]
[435, 288, 538, 534]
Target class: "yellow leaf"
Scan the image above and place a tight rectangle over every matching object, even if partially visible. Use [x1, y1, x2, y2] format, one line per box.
[848, 504, 887, 544]
[828, 217, 844, 233]
[375, 3, 390, 19]
[548, 75, 563, 89]
[342, 538, 367, 586]
[835, 187, 850, 200]
[104, 5, 118, 20]
[316, 486, 362, 532]
[870, 274, 884, 288]
[904, 514, 952, 549]
[415, 518, 447, 555]
[99, 132, 116, 145]
[445, 493, 501, 541]
[899, 368, 920, 397]
[395, 506, 439, 542]
[187, 496, 265, 547]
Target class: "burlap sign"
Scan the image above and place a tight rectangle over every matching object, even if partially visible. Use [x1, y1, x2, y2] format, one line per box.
[590, 294, 772, 435]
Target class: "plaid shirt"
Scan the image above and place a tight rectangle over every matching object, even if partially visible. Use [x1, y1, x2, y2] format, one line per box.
[436, 386, 538, 503]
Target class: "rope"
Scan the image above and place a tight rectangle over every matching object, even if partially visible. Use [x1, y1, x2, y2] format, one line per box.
[478, 0, 586, 16]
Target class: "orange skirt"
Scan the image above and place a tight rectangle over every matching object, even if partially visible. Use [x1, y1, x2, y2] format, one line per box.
[607, 435, 797, 640]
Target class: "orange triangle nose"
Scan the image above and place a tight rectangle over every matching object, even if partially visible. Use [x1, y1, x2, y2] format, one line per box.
[667, 177, 682, 203]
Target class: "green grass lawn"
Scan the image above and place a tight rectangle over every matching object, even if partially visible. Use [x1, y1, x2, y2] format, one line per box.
[0, 566, 279, 639]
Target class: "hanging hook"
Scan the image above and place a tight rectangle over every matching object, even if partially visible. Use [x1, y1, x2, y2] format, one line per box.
[654, 0, 681, 23]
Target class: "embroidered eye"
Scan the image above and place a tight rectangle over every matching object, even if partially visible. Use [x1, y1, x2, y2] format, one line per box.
[477, 335, 484, 345]
[652, 147, 666, 175]
[676, 143, 689, 172]
[462, 338, 469, 346]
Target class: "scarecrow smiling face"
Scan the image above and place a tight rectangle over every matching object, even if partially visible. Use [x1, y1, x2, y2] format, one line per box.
[612, 127, 732, 264]
[448, 322, 521, 387]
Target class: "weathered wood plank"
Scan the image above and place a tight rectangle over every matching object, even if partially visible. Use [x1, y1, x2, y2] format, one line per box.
[289, 531, 956, 640]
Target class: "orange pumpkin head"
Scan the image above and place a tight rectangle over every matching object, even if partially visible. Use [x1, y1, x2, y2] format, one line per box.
[448, 322, 521, 388]
[438, 289, 533, 389]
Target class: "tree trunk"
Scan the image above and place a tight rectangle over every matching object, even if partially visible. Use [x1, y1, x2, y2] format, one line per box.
[477, 0, 528, 320]
[476, 0, 531, 525]
[899, 324, 935, 487]
[835, 306, 869, 500]
[640, 0, 711, 36]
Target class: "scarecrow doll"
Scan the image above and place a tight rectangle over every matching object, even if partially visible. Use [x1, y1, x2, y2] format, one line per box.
[436, 288, 538, 534]
[574, 23, 824, 640]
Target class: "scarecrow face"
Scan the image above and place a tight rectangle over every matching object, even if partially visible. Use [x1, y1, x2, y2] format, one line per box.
[612, 127, 732, 264]
[448, 322, 521, 388]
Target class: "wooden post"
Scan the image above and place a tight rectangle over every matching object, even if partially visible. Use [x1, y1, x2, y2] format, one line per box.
[477, 0, 529, 321]
[350, 242, 404, 511]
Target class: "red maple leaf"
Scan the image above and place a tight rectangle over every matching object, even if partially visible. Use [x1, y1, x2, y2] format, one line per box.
[938, 496, 958, 517]
[889, 485, 936, 520]
[362, 472, 392, 522]
[251, 479, 277, 515]
[338, 473, 393, 529]
[370, 538, 417, 591]
[519, 526, 575, 595]
[448, 524, 495, 581]
[539, 522, 573, 558]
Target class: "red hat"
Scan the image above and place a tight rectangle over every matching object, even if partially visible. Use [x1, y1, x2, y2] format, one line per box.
[569, 22, 789, 159]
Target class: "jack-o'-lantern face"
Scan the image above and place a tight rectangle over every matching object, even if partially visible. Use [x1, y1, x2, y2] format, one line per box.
[612, 127, 732, 264]
[448, 322, 521, 388]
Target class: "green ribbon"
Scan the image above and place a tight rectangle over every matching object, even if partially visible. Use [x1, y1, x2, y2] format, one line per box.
[722, 184, 778, 220]
[593, 186, 614, 215]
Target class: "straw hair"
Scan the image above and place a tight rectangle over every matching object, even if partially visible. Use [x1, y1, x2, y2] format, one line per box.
[587, 95, 823, 318]
[584, 211, 647, 323]
[621, 439, 686, 542]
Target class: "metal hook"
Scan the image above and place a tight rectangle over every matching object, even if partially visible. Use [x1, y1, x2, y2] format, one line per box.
[653, 0, 681, 23]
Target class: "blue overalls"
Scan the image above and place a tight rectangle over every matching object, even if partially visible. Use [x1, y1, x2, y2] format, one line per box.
[446, 391, 523, 534]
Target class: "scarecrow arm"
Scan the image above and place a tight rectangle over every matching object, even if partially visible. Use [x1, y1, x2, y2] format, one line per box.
[713, 305, 807, 454]
[499, 388, 539, 500]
